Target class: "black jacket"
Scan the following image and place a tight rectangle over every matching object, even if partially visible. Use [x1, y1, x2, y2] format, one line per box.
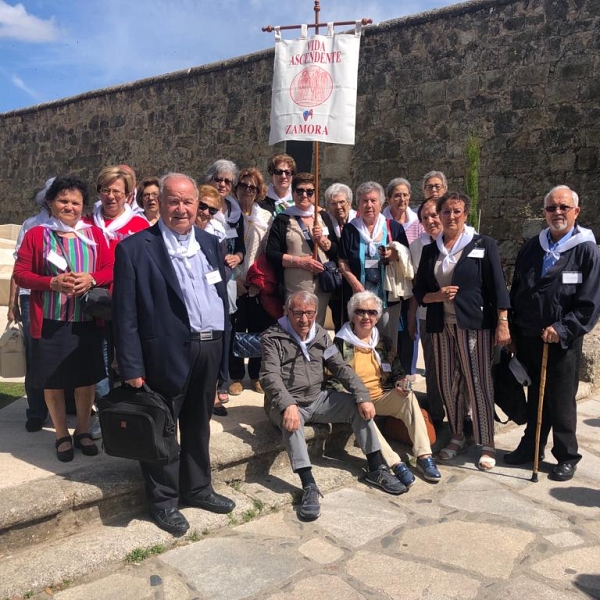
[413, 234, 510, 333]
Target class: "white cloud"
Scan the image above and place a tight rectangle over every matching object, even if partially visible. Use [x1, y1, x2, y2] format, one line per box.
[0, 0, 60, 42]
[11, 73, 40, 99]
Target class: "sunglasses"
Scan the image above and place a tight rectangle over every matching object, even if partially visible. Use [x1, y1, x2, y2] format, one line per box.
[213, 177, 232, 186]
[199, 202, 219, 216]
[237, 182, 257, 192]
[273, 168, 293, 176]
[295, 188, 315, 198]
[544, 205, 575, 213]
[355, 308, 379, 317]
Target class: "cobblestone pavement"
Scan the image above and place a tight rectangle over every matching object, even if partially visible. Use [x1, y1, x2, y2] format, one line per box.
[30, 398, 600, 600]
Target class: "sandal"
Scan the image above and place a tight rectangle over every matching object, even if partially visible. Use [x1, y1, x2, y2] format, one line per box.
[55, 436, 74, 462]
[213, 404, 228, 417]
[438, 437, 467, 461]
[74, 432, 99, 456]
[478, 446, 496, 471]
[217, 391, 230, 404]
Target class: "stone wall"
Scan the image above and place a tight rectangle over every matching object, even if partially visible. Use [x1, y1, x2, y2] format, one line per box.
[0, 0, 598, 266]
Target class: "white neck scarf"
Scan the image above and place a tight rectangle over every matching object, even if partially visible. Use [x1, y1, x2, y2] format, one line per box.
[243, 203, 269, 240]
[278, 316, 317, 361]
[159, 220, 200, 275]
[331, 208, 356, 240]
[42, 217, 96, 246]
[224, 196, 242, 226]
[267, 183, 293, 206]
[336, 322, 382, 366]
[383, 205, 418, 229]
[93, 202, 134, 240]
[417, 231, 434, 246]
[436, 225, 475, 273]
[538, 225, 596, 261]
[283, 204, 315, 218]
[351, 213, 387, 256]
[205, 216, 227, 240]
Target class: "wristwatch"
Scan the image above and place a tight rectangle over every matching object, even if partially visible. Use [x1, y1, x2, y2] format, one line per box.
[90, 277, 97, 288]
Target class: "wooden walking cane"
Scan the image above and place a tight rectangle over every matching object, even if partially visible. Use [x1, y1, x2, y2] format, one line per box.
[531, 342, 549, 482]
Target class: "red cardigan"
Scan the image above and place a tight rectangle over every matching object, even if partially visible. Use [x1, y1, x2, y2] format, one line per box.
[13, 225, 114, 338]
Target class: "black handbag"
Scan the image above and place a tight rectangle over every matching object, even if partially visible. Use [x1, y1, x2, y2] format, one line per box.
[97, 382, 176, 464]
[318, 260, 342, 293]
[233, 332, 263, 358]
[492, 348, 528, 425]
[81, 287, 112, 320]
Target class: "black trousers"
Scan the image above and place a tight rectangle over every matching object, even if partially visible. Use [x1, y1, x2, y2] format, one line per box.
[140, 337, 222, 510]
[515, 334, 582, 465]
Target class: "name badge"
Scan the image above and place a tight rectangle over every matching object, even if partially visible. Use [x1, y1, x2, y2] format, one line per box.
[225, 228, 238, 239]
[321, 226, 330, 236]
[365, 259, 379, 269]
[205, 270, 222, 285]
[562, 271, 582, 284]
[47, 250, 68, 272]
[323, 345, 338, 360]
[467, 248, 485, 259]
[381, 362, 392, 373]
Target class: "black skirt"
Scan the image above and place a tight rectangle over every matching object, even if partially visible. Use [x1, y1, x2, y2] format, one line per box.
[32, 319, 105, 389]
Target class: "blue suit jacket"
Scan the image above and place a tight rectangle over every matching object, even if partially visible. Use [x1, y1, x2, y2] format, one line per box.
[112, 223, 229, 398]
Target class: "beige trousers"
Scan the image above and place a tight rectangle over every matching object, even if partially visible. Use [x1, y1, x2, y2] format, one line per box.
[374, 389, 432, 466]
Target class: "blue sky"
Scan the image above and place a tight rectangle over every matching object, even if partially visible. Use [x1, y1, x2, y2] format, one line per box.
[0, 0, 458, 114]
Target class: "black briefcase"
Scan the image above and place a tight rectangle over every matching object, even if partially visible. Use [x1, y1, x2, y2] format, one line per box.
[97, 383, 176, 464]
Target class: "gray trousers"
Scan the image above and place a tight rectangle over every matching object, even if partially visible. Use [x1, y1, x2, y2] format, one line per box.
[267, 390, 382, 471]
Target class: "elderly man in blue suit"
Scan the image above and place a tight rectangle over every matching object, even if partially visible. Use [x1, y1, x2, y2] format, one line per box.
[113, 172, 234, 535]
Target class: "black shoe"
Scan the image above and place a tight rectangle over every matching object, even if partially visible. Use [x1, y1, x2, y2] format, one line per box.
[26, 417, 44, 432]
[74, 432, 99, 456]
[183, 491, 235, 514]
[55, 436, 74, 462]
[503, 446, 545, 465]
[299, 483, 322, 521]
[365, 465, 408, 495]
[213, 405, 228, 417]
[149, 507, 189, 536]
[549, 462, 577, 482]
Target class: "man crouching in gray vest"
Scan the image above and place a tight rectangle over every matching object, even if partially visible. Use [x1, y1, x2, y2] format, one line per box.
[260, 290, 405, 521]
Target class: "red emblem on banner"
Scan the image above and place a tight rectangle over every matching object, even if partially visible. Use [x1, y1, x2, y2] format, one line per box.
[290, 66, 333, 108]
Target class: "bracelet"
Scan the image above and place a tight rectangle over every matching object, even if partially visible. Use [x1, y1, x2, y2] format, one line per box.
[8, 304, 16, 308]
[498, 316, 508, 322]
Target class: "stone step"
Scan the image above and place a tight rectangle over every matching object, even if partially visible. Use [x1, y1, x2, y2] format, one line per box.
[0, 448, 367, 599]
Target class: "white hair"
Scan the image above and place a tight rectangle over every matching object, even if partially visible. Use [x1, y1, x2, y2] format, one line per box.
[347, 291, 383, 321]
[544, 185, 579, 207]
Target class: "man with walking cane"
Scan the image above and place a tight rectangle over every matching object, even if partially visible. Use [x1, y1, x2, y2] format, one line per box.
[504, 185, 600, 481]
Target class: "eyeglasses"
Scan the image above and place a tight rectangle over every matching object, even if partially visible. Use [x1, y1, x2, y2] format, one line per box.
[237, 182, 257, 192]
[295, 188, 315, 198]
[424, 184, 443, 192]
[273, 168, 293, 177]
[143, 192, 158, 200]
[213, 177, 232, 186]
[544, 204, 574, 213]
[441, 209, 464, 217]
[393, 193, 410, 200]
[355, 308, 379, 317]
[290, 310, 317, 318]
[100, 187, 126, 198]
[199, 202, 219, 216]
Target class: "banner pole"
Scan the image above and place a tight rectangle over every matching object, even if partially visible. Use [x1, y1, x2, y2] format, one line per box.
[313, 0, 321, 260]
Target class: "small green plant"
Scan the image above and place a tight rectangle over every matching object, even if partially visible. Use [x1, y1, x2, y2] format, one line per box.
[23, 592, 34, 599]
[465, 133, 481, 229]
[186, 530, 201, 542]
[0, 382, 26, 410]
[125, 544, 165, 563]
[230, 480, 243, 492]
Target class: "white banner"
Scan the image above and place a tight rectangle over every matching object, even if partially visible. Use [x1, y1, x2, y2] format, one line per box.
[269, 22, 362, 146]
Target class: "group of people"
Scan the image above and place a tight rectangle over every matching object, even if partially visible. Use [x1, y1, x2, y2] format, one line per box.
[9, 153, 600, 533]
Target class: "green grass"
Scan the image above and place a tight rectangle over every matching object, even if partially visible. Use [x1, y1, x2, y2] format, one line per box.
[125, 544, 165, 563]
[0, 382, 25, 410]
